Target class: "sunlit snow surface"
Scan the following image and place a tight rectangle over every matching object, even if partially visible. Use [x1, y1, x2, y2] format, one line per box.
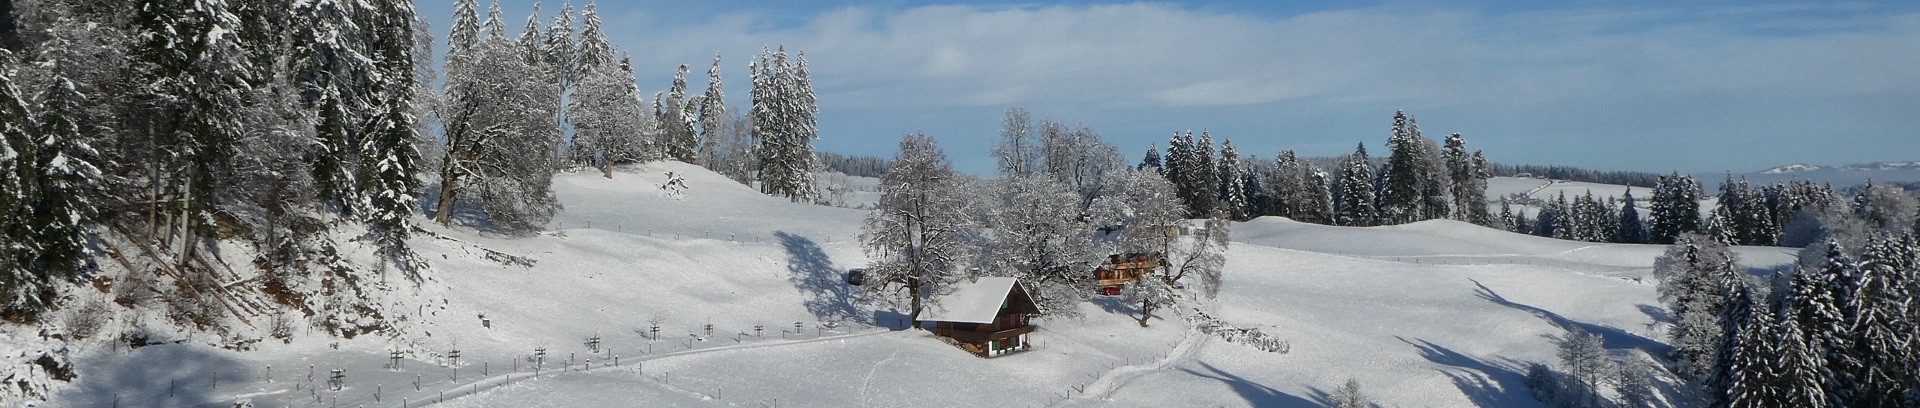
[49, 162, 1795, 407]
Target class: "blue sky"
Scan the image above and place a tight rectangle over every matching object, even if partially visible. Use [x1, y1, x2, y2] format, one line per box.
[421, 1, 1920, 175]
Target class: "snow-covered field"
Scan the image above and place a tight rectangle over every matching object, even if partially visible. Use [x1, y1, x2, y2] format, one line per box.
[44, 163, 1799, 407]
[1485, 176, 1721, 222]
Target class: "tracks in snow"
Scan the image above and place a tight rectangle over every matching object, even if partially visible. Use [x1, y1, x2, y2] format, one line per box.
[1055, 326, 1208, 406]
[421, 328, 897, 406]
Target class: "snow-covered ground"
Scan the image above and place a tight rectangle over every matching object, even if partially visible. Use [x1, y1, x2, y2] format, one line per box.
[43, 163, 1800, 407]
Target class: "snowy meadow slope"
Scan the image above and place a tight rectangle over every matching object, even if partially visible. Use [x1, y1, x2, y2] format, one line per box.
[48, 163, 1798, 407]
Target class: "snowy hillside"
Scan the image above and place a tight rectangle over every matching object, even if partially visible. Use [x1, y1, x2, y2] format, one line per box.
[45, 163, 1800, 408]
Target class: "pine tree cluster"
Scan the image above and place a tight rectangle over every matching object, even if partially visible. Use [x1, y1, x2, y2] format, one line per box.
[0, 0, 433, 320]
[1657, 223, 1920, 407]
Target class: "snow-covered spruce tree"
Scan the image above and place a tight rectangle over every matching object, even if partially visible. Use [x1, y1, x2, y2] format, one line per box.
[748, 49, 772, 176]
[1653, 232, 1747, 382]
[1705, 204, 1739, 246]
[1375, 112, 1415, 225]
[1336, 143, 1378, 227]
[1444, 133, 1492, 225]
[1163, 132, 1193, 213]
[1616, 188, 1648, 244]
[1550, 192, 1574, 239]
[550, 1, 585, 83]
[565, 6, 643, 177]
[992, 106, 1040, 177]
[1376, 111, 1450, 225]
[1499, 198, 1516, 231]
[1, 50, 47, 319]
[1717, 176, 1782, 246]
[1534, 195, 1561, 237]
[1299, 165, 1336, 225]
[1722, 288, 1779, 408]
[356, 0, 429, 272]
[24, 72, 101, 288]
[1650, 173, 1704, 244]
[1139, 143, 1162, 173]
[1416, 131, 1453, 223]
[1584, 191, 1609, 242]
[289, 0, 379, 216]
[1190, 131, 1220, 217]
[1217, 139, 1250, 221]
[1605, 196, 1624, 242]
[696, 53, 725, 169]
[533, 2, 574, 164]
[575, 3, 615, 70]
[1773, 297, 1832, 408]
[1265, 149, 1303, 219]
[127, 0, 256, 262]
[514, 6, 544, 68]
[859, 133, 975, 323]
[433, 22, 562, 230]
[1239, 165, 1266, 218]
[660, 64, 698, 163]
[1836, 234, 1917, 407]
[976, 175, 1099, 317]
[1511, 206, 1533, 235]
[751, 46, 819, 202]
[1791, 243, 1854, 405]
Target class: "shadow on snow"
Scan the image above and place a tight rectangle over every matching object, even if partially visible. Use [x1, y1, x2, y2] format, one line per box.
[777, 231, 875, 328]
[1397, 336, 1547, 408]
[1180, 361, 1320, 407]
[1471, 279, 1670, 356]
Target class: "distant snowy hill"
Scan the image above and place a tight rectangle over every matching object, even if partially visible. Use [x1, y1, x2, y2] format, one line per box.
[48, 162, 1800, 408]
[1762, 161, 1920, 174]
[1710, 160, 1920, 190]
[1761, 163, 1827, 174]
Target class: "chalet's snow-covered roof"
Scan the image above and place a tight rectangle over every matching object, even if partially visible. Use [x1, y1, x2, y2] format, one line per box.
[918, 277, 1020, 324]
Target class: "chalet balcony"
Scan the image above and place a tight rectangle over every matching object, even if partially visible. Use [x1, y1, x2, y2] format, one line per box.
[937, 325, 1035, 344]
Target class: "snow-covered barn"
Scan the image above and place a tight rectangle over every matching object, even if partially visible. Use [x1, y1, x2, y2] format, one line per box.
[918, 277, 1040, 358]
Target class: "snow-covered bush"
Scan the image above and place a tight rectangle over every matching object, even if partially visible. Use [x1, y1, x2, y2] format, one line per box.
[1187, 309, 1289, 353]
[1331, 378, 1373, 408]
[60, 298, 110, 341]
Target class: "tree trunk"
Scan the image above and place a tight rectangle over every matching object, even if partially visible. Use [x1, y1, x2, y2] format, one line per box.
[601, 153, 612, 179]
[908, 277, 923, 330]
[1138, 300, 1152, 327]
[175, 175, 193, 267]
[434, 159, 460, 226]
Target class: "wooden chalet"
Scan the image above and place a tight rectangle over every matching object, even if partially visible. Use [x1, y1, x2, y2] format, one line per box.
[918, 277, 1040, 358]
[1094, 253, 1162, 295]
